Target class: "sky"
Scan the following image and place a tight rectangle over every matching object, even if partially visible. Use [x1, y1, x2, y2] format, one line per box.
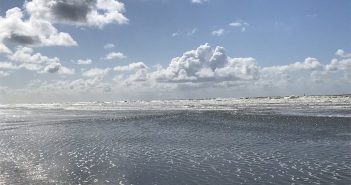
[0, 0, 350, 103]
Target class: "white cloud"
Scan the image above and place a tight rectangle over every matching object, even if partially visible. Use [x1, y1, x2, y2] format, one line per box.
[103, 52, 127, 60]
[229, 22, 241, 27]
[229, 20, 249, 32]
[0, 62, 18, 70]
[22, 78, 112, 96]
[215, 57, 259, 81]
[326, 58, 351, 71]
[187, 28, 197, 36]
[114, 62, 148, 72]
[59, 66, 75, 75]
[82, 68, 111, 78]
[6, 46, 74, 75]
[150, 43, 259, 84]
[9, 47, 59, 64]
[211, 29, 225, 36]
[0, 62, 17, 77]
[172, 28, 197, 37]
[191, 0, 209, 4]
[25, 0, 128, 28]
[335, 49, 351, 58]
[0, 7, 77, 48]
[326, 49, 351, 82]
[127, 68, 149, 82]
[108, 45, 351, 95]
[229, 20, 249, 27]
[43, 62, 61, 73]
[0, 0, 128, 51]
[2, 44, 351, 102]
[0, 43, 12, 54]
[77, 59, 92, 65]
[171, 32, 179, 37]
[20, 63, 43, 72]
[259, 57, 324, 87]
[104, 43, 115, 49]
[290, 57, 322, 71]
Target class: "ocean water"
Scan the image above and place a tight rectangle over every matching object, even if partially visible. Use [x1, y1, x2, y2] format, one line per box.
[0, 96, 350, 185]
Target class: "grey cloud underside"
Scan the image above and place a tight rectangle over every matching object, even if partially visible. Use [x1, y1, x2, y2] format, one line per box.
[0, 7, 78, 49]
[5, 33, 40, 45]
[52, 0, 93, 23]
[0, 0, 127, 51]
[45, 63, 61, 73]
[25, 0, 128, 27]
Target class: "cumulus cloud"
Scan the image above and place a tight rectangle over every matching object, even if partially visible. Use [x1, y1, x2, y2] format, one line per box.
[211, 29, 225, 36]
[43, 62, 61, 73]
[0, 7, 77, 48]
[25, 0, 128, 27]
[0, 0, 128, 51]
[6, 46, 74, 75]
[149, 43, 259, 84]
[335, 49, 351, 58]
[325, 50, 351, 71]
[0, 62, 17, 77]
[0, 62, 19, 70]
[262, 57, 322, 73]
[82, 68, 111, 78]
[106, 44, 351, 95]
[9, 47, 59, 64]
[259, 58, 324, 87]
[103, 52, 127, 60]
[112, 63, 149, 86]
[2, 44, 351, 102]
[292, 58, 322, 71]
[326, 58, 351, 71]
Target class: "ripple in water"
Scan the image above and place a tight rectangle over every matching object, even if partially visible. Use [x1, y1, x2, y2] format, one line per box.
[0, 108, 350, 185]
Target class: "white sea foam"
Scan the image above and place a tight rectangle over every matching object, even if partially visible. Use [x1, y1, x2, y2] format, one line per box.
[0, 95, 350, 117]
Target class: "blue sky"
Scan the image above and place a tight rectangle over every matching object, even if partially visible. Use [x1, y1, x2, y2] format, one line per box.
[0, 0, 350, 103]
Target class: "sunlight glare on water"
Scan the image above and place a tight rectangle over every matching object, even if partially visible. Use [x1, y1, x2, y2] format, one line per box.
[0, 96, 350, 185]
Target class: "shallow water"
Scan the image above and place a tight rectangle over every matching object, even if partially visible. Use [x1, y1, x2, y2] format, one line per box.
[0, 98, 351, 184]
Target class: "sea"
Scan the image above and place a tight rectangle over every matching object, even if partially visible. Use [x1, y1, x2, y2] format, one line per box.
[0, 96, 350, 185]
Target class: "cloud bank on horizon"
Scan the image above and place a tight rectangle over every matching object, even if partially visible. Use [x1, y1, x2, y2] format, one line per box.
[0, 0, 350, 103]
